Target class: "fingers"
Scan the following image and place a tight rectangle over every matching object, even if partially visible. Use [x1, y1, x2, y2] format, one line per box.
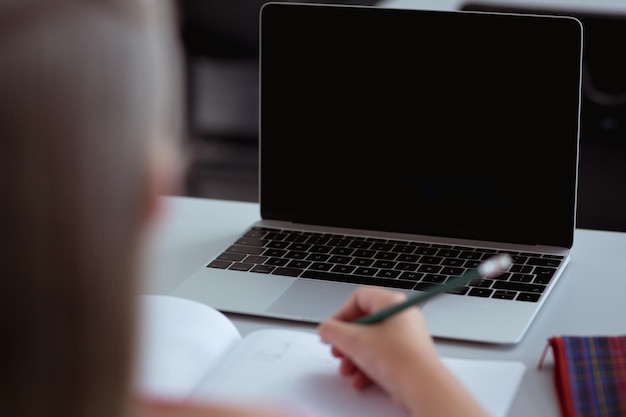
[351, 371, 373, 390]
[329, 287, 408, 322]
[339, 356, 358, 376]
[318, 316, 359, 347]
[330, 345, 344, 358]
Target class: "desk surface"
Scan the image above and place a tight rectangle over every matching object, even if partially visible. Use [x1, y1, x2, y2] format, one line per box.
[146, 196, 626, 417]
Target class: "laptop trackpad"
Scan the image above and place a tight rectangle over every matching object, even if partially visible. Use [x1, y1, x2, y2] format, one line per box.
[265, 279, 357, 322]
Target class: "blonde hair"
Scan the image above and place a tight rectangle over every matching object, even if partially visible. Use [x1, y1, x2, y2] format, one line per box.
[0, 1, 182, 417]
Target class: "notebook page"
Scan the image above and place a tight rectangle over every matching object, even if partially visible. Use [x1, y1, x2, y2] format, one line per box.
[135, 295, 242, 399]
[192, 328, 526, 417]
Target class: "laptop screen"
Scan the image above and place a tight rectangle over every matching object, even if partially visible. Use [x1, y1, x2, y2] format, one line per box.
[260, 3, 582, 247]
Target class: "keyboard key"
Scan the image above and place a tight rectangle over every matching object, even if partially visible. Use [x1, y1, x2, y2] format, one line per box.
[330, 247, 354, 256]
[376, 269, 401, 279]
[441, 258, 465, 267]
[305, 235, 330, 245]
[228, 245, 265, 255]
[229, 262, 254, 271]
[310, 245, 333, 254]
[284, 251, 308, 260]
[349, 240, 372, 249]
[392, 244, 414, 253]
[251, 265, 274, 274]
[533, 267, 557, 284]
[354, 267, 378, 276]
[301, 270, 416, 289]
[440, 266, 464, 276]
[399, 271, 424, 281]
[353, 249, 376, 258]
[309, 262, 333, 271]
[373, 262, 397, 273]
[287, 242, 311, 251]
[414, 247, 438, 255]
[284, 233, 308, 243]
[244, 228, 266, 238]
[217, 252, 246, 262]
[235, 237, 267, 247]
[306, 253, 330, 262]
[265, 258, 290, 267]
[395, 262, 419, 271]
[328, 238, 351, 247]
[510, 273, 533, 283]
[464, 260, 480, 269]
[420, 256, 443, 265]
[492, 290, 517, 300]
[423, 274, 446, 283]
[272, 267, 304, 277]
[445, 286, 470, 295]
[414, 282, 439, 291]
[370, 243, 394, 251]
[458, 251, 482, 260]
[469, 278, 492, 288]
[286, 260, 311, 269]
[266, 232, 289, 240]
[417, 264, 442, 274]
[374, 251, 398, 261]
[266, 241, 290, 249]
[516, 292, 541, 302]
[510, 255, 528, 264]
[492, 281, 546, 293]
[328, 255, 351, 264]
[436, 248, 460, 258]
[243, 255, 268, 264]
[468, 288, 493, 298]
[527, 257, 562, 267]
[396, 254, 421, 263]
[510, 264, 533, 273]
[207, 259, 232, 269]
[351, 258, 374, 267]
[331, 264, 356, 274]
[263, 249, 287, 257]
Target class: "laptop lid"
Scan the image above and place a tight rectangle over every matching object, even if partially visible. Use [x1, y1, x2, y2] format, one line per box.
[259, 2, 582, 248]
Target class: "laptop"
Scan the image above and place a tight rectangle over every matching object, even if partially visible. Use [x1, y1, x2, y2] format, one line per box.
[170, 3, 583, 344]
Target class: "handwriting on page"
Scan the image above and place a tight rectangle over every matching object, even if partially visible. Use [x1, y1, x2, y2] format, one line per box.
[248, 341, 290, 362]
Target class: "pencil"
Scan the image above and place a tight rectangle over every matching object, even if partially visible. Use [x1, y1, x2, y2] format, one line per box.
[353, 253, 513, 324]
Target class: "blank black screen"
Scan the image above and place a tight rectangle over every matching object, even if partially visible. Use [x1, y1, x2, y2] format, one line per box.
[260, 3, 582, 247]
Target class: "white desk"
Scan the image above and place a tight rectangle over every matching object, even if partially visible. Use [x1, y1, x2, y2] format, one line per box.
[145, 196, 626, 417]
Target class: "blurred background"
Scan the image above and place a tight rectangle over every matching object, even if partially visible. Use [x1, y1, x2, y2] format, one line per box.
[177, 0, 626, 232]
[178, 0, 379, 203]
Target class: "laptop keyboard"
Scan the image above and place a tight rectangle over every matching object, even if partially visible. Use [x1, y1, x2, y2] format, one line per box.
[207, 227, 564, 303]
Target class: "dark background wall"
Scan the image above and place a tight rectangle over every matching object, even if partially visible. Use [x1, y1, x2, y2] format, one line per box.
[177, 1, 626, 232]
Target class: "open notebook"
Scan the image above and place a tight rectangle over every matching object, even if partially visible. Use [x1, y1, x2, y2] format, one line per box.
[170, 3, 583, 344]
[136, 295, 527, 417]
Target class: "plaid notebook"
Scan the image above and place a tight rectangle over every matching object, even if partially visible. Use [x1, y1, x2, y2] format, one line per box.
[540, 336, 626, 417]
